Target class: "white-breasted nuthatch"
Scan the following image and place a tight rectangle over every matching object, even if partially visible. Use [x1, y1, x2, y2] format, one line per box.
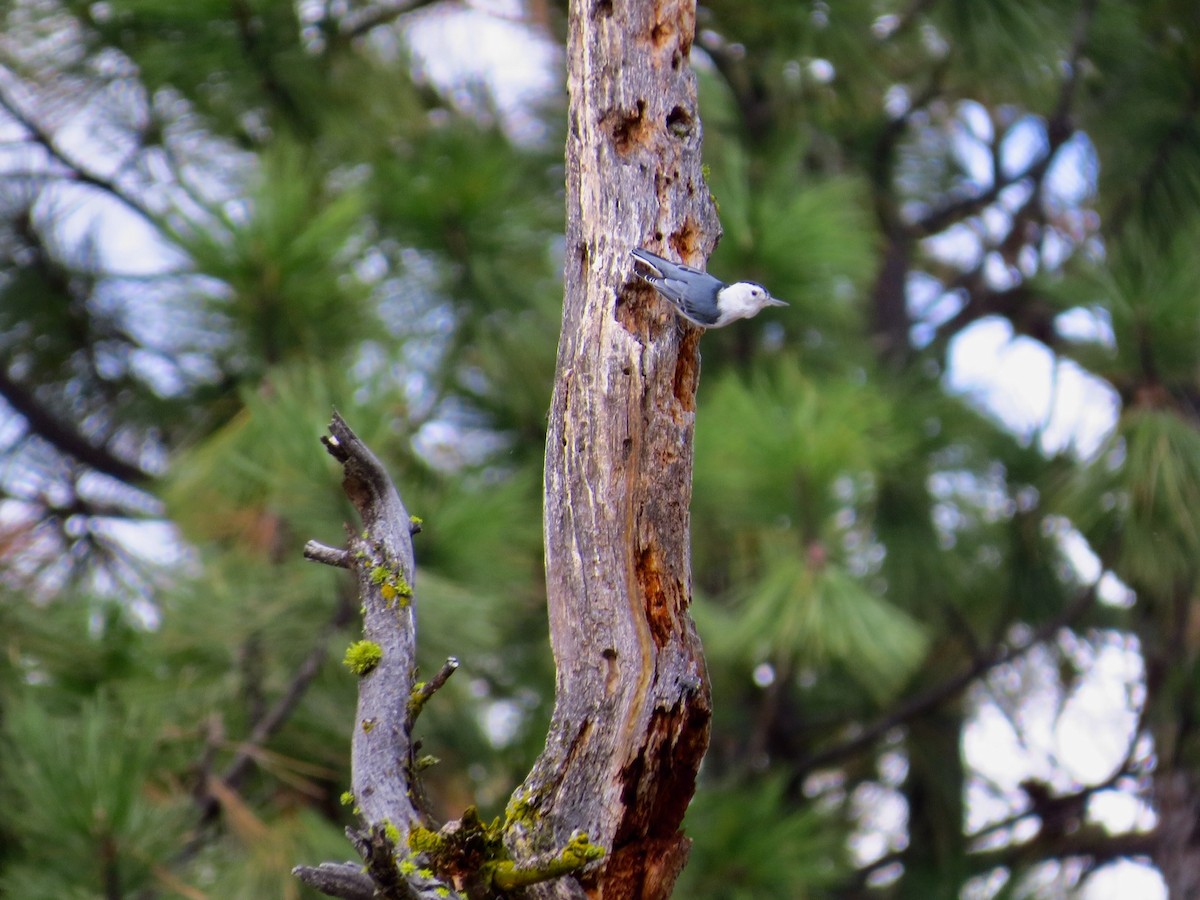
[631, 247, 788, 328]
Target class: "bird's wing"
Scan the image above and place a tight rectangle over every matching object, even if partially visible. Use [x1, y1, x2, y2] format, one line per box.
[631, 248, 721, 326]
[669, 287, 720, 326]
[631, 248, 709, 280]
[642, 274, 720, 326]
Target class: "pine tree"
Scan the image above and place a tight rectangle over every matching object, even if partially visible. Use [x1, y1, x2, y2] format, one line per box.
[1, 0, 1197, 897]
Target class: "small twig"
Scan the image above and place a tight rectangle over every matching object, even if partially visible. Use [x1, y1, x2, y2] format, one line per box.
[187, 593, 357, 840]
[348, 825, 425, 900]
[292, 862, 376, 900]
[192, 714, 223, 806]
[406, 657, 460, 731]
[305, 540, 353, 569]
[222, 593, 358, 791]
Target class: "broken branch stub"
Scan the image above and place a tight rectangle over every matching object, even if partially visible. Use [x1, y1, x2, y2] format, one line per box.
[295, 412, 428, 898]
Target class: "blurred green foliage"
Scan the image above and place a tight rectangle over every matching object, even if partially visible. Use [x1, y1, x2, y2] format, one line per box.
[0, 0, 1197, 896]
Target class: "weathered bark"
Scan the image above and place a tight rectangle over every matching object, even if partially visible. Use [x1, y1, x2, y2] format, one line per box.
[298, 3, 717, 895]
[1152, 770, 1200, 896]
[294, 413, 444, 900]
[1140, 583, 1200, 896]
[502, 0, 718, 897]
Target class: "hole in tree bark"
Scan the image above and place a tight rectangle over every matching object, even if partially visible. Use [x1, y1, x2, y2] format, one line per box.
[602, 101, 651, 155]
[637, 544, 675, 648]
[602, 647, 619, 694]
[665, 105, 693, 138]
[616, 283, 668, 342]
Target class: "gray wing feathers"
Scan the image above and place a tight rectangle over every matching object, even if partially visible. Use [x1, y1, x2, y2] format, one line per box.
[630, 248, 722, 326]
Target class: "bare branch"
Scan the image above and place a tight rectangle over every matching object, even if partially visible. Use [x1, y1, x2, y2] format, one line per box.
[911, 0, 1095, 239]
[305, 540, 353, 568]
[406, 657, 460, 731]
[339, 0, 449, 42]
[292, 862, 376, 900]
[912, 148, 1057, 239]
[296, 413, 441, 898]
[0, 82, 157, 223]
[797, 581, 1098, 775]
[222, 593, 358, 792]
[965, 825, 1157, 874]
[324, 412, 423, 830]
[0, 364, 151, 485]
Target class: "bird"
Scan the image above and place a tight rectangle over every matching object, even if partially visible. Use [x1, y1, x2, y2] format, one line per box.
[630, 247, 788, 328]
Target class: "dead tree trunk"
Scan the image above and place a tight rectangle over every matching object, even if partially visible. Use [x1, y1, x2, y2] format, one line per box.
[296, 1, 718, 897]
[503, 0, 719, 897]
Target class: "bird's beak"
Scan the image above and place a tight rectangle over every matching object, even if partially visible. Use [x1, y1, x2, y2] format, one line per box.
[768, 297, 789, 307]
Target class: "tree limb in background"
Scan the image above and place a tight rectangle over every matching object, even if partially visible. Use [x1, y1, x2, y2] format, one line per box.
[0, 82, 156, 223]
[912, 0, 1094, 240]
[0, 365, 150, 485]
[797, 580, 1099, 777]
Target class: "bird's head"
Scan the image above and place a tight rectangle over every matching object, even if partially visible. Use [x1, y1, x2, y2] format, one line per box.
[717, 281, 789, 322]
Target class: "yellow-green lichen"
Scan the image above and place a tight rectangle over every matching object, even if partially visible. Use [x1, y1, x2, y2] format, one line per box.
[398, 859, 418, 876]
[383, 820, 402, 846]
[408, 826, 439, 855]
[410, 515, 423, 527]
[504, 791, 538, 831]
[367, 558, 413, 608]
[489, 832, 604, 891]
[386, 572, 413, 605]
[407, 682, 428, 721]
[560, 832, 604, 867]
[340, 791, 354, 807]
[343, 640, 382, 676]
[409, 810, 508, 888]
[362, 717, 377, 733]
